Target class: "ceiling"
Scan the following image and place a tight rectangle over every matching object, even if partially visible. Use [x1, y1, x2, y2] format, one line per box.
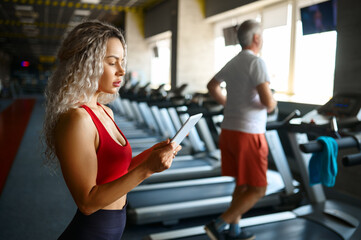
[0, 0, 162, 69]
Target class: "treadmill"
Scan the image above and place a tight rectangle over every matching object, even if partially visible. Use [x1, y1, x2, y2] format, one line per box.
[126, 111, 301, 225]
[120, 91, 226, 182]
[142, 103, 223, 184]
[112, 83, 208, 156]
[112, 93, 224, 181]
[110, 81, 227, 178]
[146, 94, 361, 240]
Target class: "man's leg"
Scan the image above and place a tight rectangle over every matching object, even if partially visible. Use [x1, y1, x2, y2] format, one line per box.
[215, 185, 266, 240]
[221, 185, 266, 224]
[205, 130, 268, 239]
[205, 185, 266, 239]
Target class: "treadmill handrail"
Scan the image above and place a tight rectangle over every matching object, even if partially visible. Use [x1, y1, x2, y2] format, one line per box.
[266, 109, 301, 130]
[342, 152, 361, 166]
[299, 136, 359, 153]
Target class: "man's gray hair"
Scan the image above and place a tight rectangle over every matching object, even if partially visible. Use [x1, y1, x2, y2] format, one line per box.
[237, 20, 262, 48]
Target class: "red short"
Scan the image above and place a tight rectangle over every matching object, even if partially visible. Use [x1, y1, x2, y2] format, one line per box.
[219, 129, 268, 187]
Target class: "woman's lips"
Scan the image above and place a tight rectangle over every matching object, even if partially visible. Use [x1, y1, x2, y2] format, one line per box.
[113, 81, 121, 87]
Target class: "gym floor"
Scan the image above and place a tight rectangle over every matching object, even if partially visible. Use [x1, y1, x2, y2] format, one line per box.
[0, 97, 354, 240]
[0, 97, 289, 239]
[0, 97, 220, 239]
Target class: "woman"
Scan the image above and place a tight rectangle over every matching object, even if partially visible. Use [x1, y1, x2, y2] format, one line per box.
[42, 20, 181, 239]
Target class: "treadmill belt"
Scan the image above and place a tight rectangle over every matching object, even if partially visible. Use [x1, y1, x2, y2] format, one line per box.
[179, 218, 342, 240]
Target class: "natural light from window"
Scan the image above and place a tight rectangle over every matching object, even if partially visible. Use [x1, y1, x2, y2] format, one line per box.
[262, 25, 291, 94]
[212, 1, 337, 105]
[293, 21, 336, 104]
[150, 38, 171, 89]
[214, 36, 241, 73]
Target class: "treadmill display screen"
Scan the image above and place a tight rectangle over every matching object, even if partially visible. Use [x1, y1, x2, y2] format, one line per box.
[334, 103, 349, 108]
[318, 95, 361, 118]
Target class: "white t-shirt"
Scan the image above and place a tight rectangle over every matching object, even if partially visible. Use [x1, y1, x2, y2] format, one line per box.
[214, 50, 270, 134]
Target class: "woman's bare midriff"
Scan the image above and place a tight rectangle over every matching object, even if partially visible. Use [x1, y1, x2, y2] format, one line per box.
[102, 195, 127, 210]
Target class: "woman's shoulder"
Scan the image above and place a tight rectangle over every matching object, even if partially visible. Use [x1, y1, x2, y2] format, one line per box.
[54, 107, 98, 162]
[56, 107, 93, 133]
[61, 107, 90, 121]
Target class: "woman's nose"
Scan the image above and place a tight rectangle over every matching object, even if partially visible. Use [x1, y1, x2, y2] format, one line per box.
[116, 63, 125, 76]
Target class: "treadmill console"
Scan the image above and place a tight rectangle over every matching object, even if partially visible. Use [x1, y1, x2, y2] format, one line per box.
[301, 95, 361, 125]
[317, 95, 361, 119]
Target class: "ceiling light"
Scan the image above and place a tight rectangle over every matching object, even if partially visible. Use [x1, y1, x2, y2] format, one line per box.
[22, 25, 38, 30]
[19, 18, 35, 24]
[23, 30, 39, 37]
[15, 5, 33, 11]
[80, 0, 100, 4]
[74, 9, 91, 16]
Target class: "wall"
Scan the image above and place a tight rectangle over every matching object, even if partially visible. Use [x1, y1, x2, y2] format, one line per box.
[176, 0, 214, 94]
[144, 0, 173, 38]
[333, 0, 361, 96]
[327, 0, 361, 201]
[143, 0, 214, 92]
[0, 50, 11, 96]
[125, 11, 151, 85]
[0, 50, 10, 82]
[143, 0, 178, 88]
[205, 0, 255, 18]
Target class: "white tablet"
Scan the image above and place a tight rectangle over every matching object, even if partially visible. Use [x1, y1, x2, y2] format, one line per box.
[171, 113, 203, 146]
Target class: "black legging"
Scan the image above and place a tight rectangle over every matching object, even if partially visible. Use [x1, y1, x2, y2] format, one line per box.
[58, 205, 127, 240]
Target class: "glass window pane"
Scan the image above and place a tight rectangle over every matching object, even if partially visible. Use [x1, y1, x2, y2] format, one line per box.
[150, 38, 171, 88]
[293, 20, 336, 104]
[214, 36, 241, 72]
[262, 25, 291, 93]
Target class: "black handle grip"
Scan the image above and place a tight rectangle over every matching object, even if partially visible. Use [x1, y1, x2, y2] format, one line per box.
[342, 153, 361, 166]
[299, 137, 359, 153]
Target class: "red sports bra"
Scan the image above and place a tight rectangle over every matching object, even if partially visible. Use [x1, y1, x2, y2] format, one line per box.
[81, 103, 132, 185]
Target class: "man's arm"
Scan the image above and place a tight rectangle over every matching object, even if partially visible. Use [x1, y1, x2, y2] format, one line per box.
[207, 77, 226, 106]
[257, 82, 277, 113]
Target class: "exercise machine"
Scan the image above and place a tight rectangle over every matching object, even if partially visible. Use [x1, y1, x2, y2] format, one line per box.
[145, 94, 361, 239]
[126, 111, 301, 225]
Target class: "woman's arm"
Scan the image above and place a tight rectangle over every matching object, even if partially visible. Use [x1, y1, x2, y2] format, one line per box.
[54, 108, 177, 215]
[129, 148, 153, 171]
[128, 141, 171, 171]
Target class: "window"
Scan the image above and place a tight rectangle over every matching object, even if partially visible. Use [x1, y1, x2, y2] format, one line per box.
[214, 36, 241, 72]
[213, 13, 259, 73]
[262, 25, 291, 93]
[261, 2, 291, 94]
[211, 0, 337, 105]
[147, 32, 172, 89]
[292, 9, 337, 104]
[261, 3, 291, 93]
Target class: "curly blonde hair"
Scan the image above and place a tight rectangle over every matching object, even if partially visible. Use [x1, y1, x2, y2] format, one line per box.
[42, 20, 126, 168]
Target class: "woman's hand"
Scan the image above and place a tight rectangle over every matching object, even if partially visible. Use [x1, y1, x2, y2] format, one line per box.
[141, 139, 182, 173]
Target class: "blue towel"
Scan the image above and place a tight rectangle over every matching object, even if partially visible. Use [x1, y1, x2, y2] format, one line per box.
[308, 136, 338, 187]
